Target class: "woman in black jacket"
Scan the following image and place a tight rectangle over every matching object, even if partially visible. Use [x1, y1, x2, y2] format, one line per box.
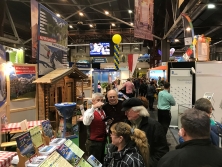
[103, 122, 149, 167]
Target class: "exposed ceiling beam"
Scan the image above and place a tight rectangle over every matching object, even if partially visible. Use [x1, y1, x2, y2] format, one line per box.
[64, 0, 116, 21]
[90, 7, 133, 27]
[163, 0, 204, 39]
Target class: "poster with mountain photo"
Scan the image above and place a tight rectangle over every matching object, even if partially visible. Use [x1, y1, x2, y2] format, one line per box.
[9, 65, 36, 100]
[0, 44, 7, 107]
[38, 4, 68, 75]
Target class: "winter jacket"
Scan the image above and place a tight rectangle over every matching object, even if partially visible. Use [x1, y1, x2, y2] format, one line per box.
[158, 139, 222, 167]
[103, 141, 145, 167]
[147, 84, 156, 97]
[126, 117, 169, 167]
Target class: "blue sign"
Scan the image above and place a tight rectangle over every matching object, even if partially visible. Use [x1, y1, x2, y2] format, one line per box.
[69, 62, 91, 68]
[76, 63, 91, 68]
[92, 58, 107, 63]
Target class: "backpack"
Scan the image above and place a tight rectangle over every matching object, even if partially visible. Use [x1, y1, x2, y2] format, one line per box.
[211, 121, 222, 148]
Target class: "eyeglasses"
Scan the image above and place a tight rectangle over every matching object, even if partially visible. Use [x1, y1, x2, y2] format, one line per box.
[108, 96, 117, 99]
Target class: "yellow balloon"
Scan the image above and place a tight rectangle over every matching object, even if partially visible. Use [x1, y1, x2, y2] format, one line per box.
[112, 34, 122, 44]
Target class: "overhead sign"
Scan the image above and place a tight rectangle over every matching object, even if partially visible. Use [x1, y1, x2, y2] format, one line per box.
[92, 58, 107, 63]
[76, 63, 91, 68]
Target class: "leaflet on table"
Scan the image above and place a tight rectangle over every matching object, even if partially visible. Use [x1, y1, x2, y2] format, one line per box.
[57, 144, 81, 166]
[87, 155, 102, 167]
[38, 151, 72, 167]
[77, 158, 92, 167]
[64, 139, 84, 158]
[29, 126, 44, 148]
[16, 131, 36, 158]
[25, 156, 47, 167]
[39, 145, 57, 156]
[49, 138, 66, 147]
[41, 120, 54, 139]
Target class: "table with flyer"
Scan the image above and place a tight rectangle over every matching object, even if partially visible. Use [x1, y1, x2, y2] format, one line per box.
[0, 151, 17, 167]
[1, 120, 44, 141]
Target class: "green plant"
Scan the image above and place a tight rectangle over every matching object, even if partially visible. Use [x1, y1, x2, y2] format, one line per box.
[101, 82, 108, 89]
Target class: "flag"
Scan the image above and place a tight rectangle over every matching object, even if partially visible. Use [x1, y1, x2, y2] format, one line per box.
[128, 54, 139, 75]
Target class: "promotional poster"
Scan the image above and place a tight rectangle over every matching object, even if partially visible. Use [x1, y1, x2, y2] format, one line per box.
[9, 65, 36, 100]
[38, 4, 68, 75]
[0, 44, 6, 107]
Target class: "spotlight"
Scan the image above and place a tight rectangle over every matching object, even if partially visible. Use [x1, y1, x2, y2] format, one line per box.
[56, 13, 61, 17]
[186, 27, 191, 31]
[208, 4, 215, 9]
[69, 25, 73, 28]
[89, 24, 93, 27]
[79, 12, 84, 16]
[111, 23, 115, 26]
[128, 10, 133, 13]
[174, 39, 179, 42]
[105, 11, 109, 15]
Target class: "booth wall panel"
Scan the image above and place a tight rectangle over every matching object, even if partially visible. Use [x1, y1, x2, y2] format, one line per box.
[196, 62, 222, 122]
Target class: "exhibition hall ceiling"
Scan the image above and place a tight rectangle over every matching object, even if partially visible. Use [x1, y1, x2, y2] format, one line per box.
[2, 0, 222, 49]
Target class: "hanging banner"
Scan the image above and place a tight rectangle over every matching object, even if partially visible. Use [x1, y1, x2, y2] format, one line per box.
[31, 0, 39, 59]
[134, 0, 154, 40]
[128, 54, 139, 75]
[38, 4, 68, 75]
[0, 45, 6, 107]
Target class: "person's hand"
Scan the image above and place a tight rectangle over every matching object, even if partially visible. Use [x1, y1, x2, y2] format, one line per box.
[106, 118, 114, 125]
[93, 102, 104, 109]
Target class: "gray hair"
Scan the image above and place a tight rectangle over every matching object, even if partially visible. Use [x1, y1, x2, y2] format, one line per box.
[92, 93, 103, 100]
[131, 106, 150, 117]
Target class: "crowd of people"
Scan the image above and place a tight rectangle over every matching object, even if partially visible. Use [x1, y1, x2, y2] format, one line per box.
[82, 78, 222, 167]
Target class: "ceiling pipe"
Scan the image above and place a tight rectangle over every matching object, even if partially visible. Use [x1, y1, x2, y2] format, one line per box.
[205, 26, 221, 36]
[68, 42, 143, 47]
[171, 4, 207, 39]
[163, 0, 203, 39]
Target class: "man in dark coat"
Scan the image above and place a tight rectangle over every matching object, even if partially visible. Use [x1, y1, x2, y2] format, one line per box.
[122, 97, 169, 167]
[158, 108, 222, 167]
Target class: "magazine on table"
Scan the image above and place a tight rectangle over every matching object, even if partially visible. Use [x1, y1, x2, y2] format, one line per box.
[77, 158, 92, 167]
[38, 151, 73, 167]
[49, 138, 66, 147]
[41, 120, 54, 139]
[29, 126, 44, 149]
[25, 156, 47, 167]
[87, 155, 102, 167]
[57, 144, 81, 166]
[39, 145, 57, 156]
[64, 139, 84, 158]
[16, 131, 36, 158]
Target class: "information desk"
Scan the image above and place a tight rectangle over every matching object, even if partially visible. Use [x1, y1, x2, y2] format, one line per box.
[0, 151, 17, 167]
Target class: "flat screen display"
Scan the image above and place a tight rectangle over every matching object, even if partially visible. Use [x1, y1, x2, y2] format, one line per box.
[90, 42, 111, 56]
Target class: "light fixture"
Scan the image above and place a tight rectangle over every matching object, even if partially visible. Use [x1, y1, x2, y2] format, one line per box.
[174, 39, 179, 42]
[56, 13, 61, 17]
[138, 68, 141, 70]
[79, 12, 84, 16]
[105, 11, 109, 15]
[89, 24, 93, 27]
[130, 22, 134, 26]
[208, 4, 215, 9]
[128, 10, 133, 14]
[111, 23, 115, 26]
[69, 25, 73, 28]
[186, 27, 191, 31]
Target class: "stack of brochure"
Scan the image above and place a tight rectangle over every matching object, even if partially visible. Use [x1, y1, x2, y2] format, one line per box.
[49, 138, 66, 147]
